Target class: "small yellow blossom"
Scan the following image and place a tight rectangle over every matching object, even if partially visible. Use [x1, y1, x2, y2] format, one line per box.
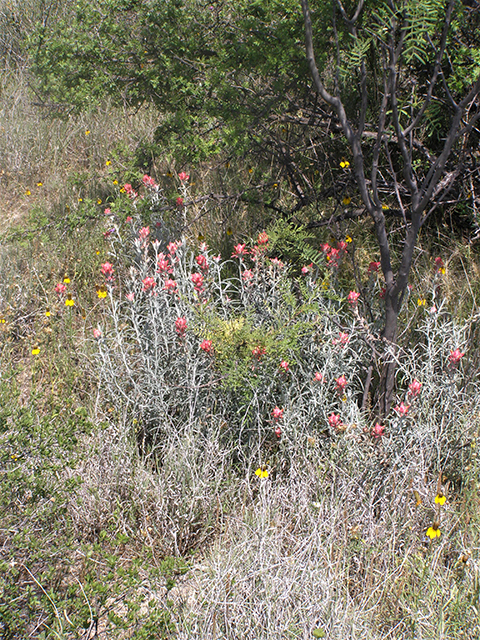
[31, 347, 40, 355]
[113, 179, 118, 185]
[255, 467, 269, 479]
[65, 296, 75, 307]
[63, 277, 70, 284]
[340, 160, 350, 169]
[97, 198, 102, 205]
[248, 168, 253, 173]
[345, 235, 353, 243]
[435, 492, 446, 506]
[36, 182, 43, 187]
[439, 267, 446, 275]
[96, 287, 107, 299]
[382, 204, 389, 210]
[342, 196, 351, 205]
[85, 130, 90, 135]
[120, 188, 125, 193]
[167, 172, 173, 177]
[25, 190, 31, 196]
[78, 198, 83, 202]
[417, 298, 426, 306]
[426, 523, 441, 539]
[226, 227, 233, 236]
[106, 160, 111, 166]
[45, 309, 51, 317]
[96, 250, 100, 255]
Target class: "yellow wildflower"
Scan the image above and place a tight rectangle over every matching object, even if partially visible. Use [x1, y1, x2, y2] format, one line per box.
[255, 467, 269, 479]
[85, 130, 90, 135]
[342, 196, 351, 205]
[36, 182, 43, 187]
[340, 160, 350, 169]
[226, 227, 233, 236]
[31, 347, 40, 355]
[45, 309, 51, 317]
[106, 160, 111, 166]
[25, 190, 31, 196]
[382, 204, 389, 210]
[417, 298, 426, 306]
[345, 235, 352, 243]
[63, 277, 70, 284]
[97, 198, 102, 204]
[435, 492, 446, 506]
[113, 179, 118, 185]
[426, 523, 441, 539]
[65, 295, 75, 307]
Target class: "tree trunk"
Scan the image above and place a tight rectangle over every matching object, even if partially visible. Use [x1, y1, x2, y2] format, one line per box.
[375, 293, 399, 419]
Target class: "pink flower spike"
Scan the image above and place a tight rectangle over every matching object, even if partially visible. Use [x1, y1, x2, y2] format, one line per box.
[126, 292, 135, 302]
[175, 317, 187, 336]
[314, 372, 324, 383]
[191, 272, 204, 291]
[167, 242, 178, 255]
[394, 402, 410, 416]
[434, 256, 444, 268]
[104, 208, 111, 215]
[335, 375, 347, 391]
[274, 426, 282, 438]
[157, 255, 171, 273]
[328, 413, 343, 430]
[368, 261, 381, 274]
[272, 406, 284, 421]
[372, 423, 385, 438]
[257, 231, 269, 245]
[101, 262, 114, 278]
[142, 174, 157, 188]
[163, 279, 178, 293]
[333, 332, 349, 347]
[55, 282, 67, 294]
[126, 216, 133, 223]
[449, 348, 465, 365]
[93, 328, 102, 339]
[142, 276, 156, 292]
[138, 227, 150, 240]
[196, 254, 208, 270]
[178, 171, 190, 182]
[280, 360, 289, 373]
[347, 291, 360, 305]
[408, 379, 422, 398]
[242, 269, 254, 282]
[337, 240, 347, 252]
[176, 196, 184, 207]
[232, 243, 248, 258]
[301, 263, 313, 275]
[321, 243, 331, 254]
[200, 339, 213, 353]
[252, 346, 267, 359]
